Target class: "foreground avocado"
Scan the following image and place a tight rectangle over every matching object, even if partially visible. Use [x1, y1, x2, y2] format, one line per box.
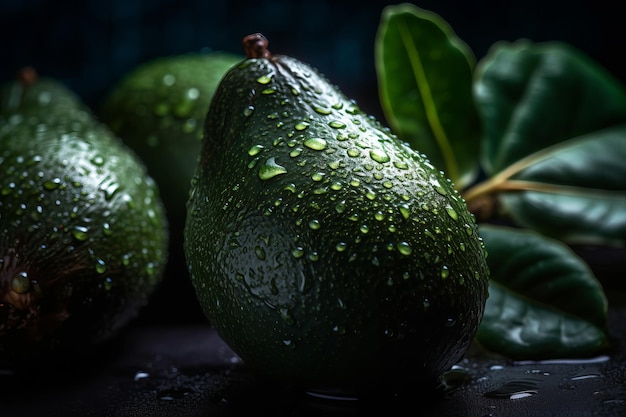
[0, 69, 168, 363]
[185, 34, 489, 392]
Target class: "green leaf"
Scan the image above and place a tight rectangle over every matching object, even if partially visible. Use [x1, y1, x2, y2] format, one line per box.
[474, 39, 626, 175]
[375, 3, 481, 189]
[476, 224, 610, 360]
[500, 126, 626, 246]
[467, 40, 626, 246]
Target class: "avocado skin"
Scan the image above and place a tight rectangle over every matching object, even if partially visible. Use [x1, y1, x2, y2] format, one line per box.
[0, 76, 169, 363]
[185, 54, 489, 389]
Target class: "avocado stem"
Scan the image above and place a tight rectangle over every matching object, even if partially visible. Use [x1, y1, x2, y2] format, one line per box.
[243, 33, 271, 59]
[17, 66, 38, 86]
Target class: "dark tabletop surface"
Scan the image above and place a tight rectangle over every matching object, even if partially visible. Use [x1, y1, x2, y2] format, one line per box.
[1, 298, 625, 417]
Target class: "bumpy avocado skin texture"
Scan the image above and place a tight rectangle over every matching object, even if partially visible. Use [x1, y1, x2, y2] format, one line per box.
[185, 54, 489, 389]
[0, 76, 169, 363]
[99, 52, 242, 224]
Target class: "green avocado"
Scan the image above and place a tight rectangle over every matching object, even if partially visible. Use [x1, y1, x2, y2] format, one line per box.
[99, 51, 242, 225]
[99, 52, 242, 322]
[185, 34, 489, 392]
[0, 69, 169, 364]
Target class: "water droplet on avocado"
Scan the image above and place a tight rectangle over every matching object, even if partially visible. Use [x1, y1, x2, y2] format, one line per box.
[72, 225, 89, 241]
[256, 74, 272, 84]
[254, 245, 266, 260]
[393, 160, 409, 170]
[304, 138, 327, 150]
[95, 258, 107, 274]
[369, 149, 390, 164]
[308, 219, 321, 230]
[347, 148, 360, 158]
[441, 266, 450, 279]
[43, 178, 62, 190]
[329, 121, 346, 129]
[431, 178, 447, 195]
[398, 204, 410, 220]
[311, 172, 324, 181]
[248, 144, 264, 156]
[291, 247, 304, 258]
[445, 206, 458, 221]
[313, 106, 331, 115]
[397, 241, 412, 256]
[243, 106, 255, 117]
[11, 271, 31, 294]
[258, 157, 287, 180]
[289, 148, 302, 157]
[295, 121, 309, 131]
[336, 242, 347, 252]
[162, 74, 176, 86]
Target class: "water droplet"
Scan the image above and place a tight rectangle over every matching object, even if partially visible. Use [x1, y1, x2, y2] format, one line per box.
[311, 172, 325, 182]
[398, 204, 410, 220]
[431, 178, 447, 195]
[330, 182, 342, 191]
[329, 121, 346, 129]
[465, 224, 474, 236]
[243, 106, 255, 117]
[255, 245, 266, 260]
[295, 121, 309, 131]
[258, 157, 287, 180]
[393, 160, 409, 170]
[304, 137, 327, 150]
[162, 74, 176, 86]
[308, 251, 319, 261]
[72, 225, 89, 241]
[248, 144, 264, 156]
[347, 148, 360, 157]
[313, 106, 331, 115]
[43, 178, 62, 190]
[445, 206, 458, 221]
[292, 247, 304, 258]
[11, 271, 30, 294]
[95, 259, 107, 274]
[289, 148, 302, 157]
[134, 371, 150, 381]
[308, 219, 321, 230]
[359, 224, 369, 234]
[335, 201, 346, 213]
[336, 242, 347, 252]
[256, 74, 272, 84]
[369, 149, 390, 163]
[441, 266, 450, 279]
[397, 241, 412, 256]
[103, 276, 113, 291]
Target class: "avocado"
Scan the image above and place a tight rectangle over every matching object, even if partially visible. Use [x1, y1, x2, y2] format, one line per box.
[184, 34, 489, 392]
[0, 68, 168, 364]
[99, 52, 241, 322]
[100, 51, 242, 225]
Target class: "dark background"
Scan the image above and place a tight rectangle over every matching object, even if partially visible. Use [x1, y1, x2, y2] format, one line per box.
[2, 0, 625, 325]
[2, 0, 625, 121]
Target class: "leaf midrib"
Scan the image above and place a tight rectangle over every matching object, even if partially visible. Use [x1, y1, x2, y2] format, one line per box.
[396, 16, 459, 184]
